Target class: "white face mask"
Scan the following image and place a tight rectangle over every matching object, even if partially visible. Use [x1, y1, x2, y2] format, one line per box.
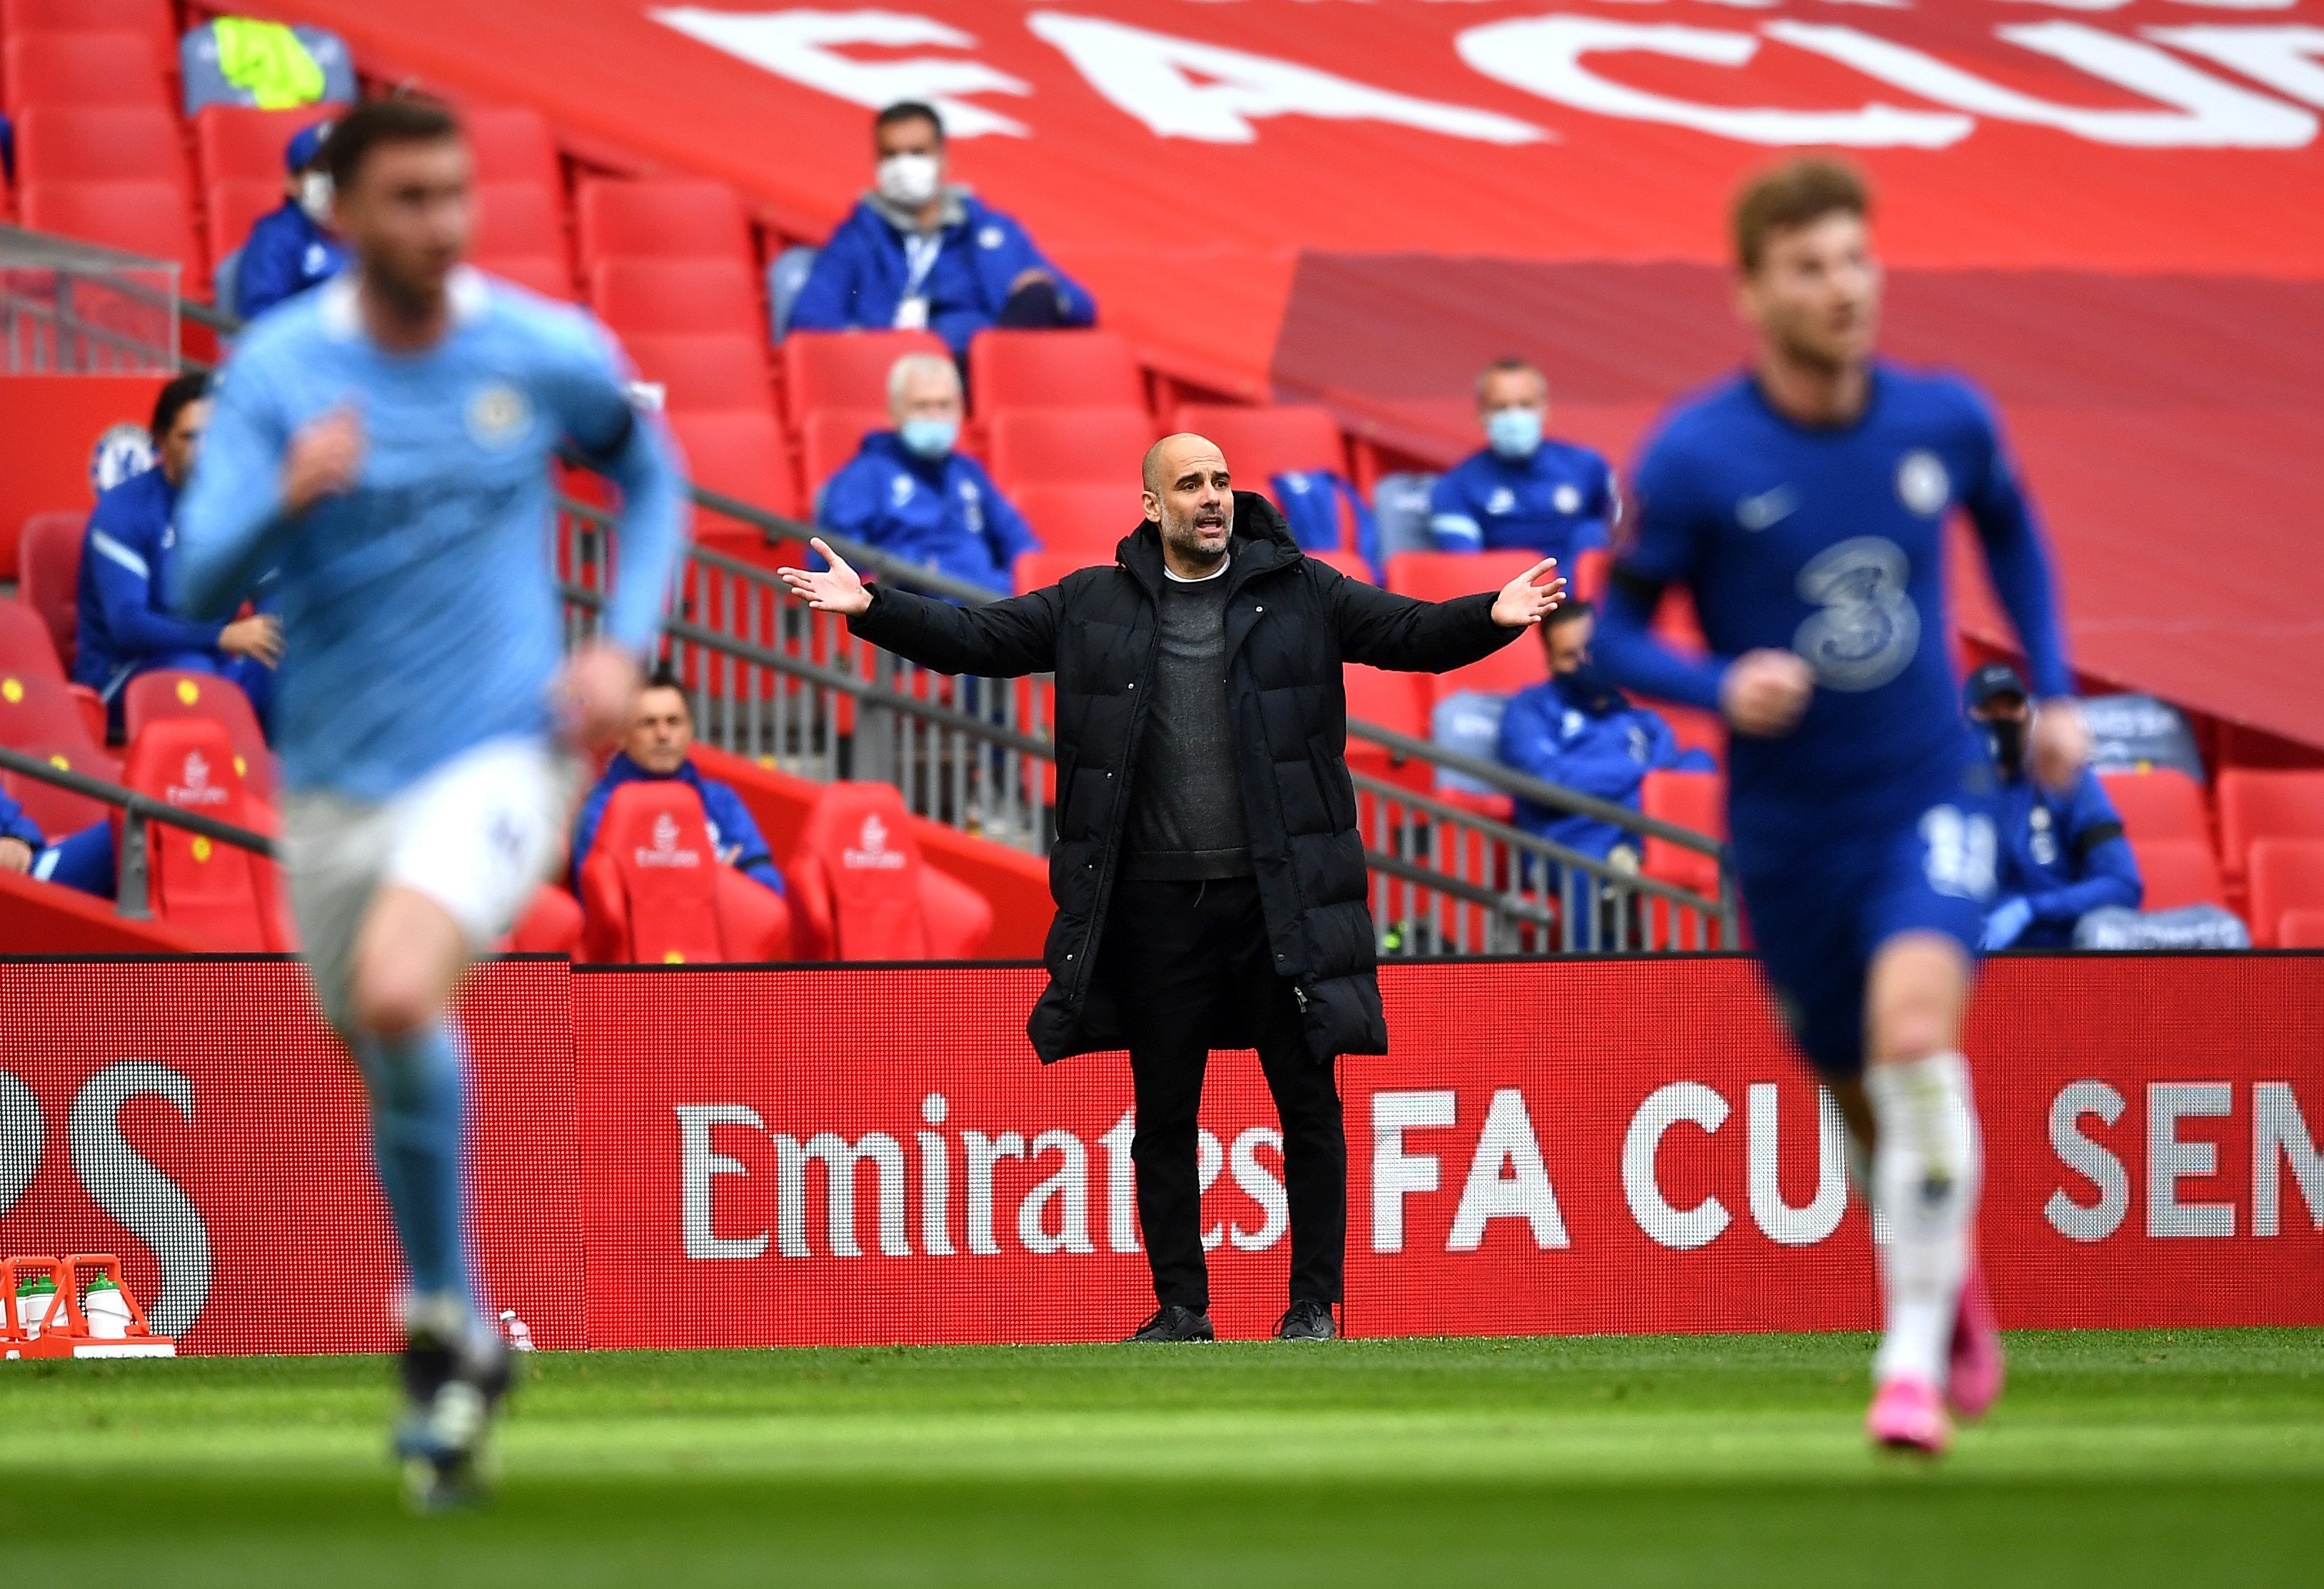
[876, 152, 942, 211]
[298, 171, 335, 226]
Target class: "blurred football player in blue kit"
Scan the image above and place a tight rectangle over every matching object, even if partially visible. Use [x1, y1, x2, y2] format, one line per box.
[1596, 159, 2089, 1456]
[174, 99, 688, 1508]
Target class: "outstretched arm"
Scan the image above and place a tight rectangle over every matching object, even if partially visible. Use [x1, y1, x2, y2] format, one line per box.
[1330, 557, 1564, 672]
[781, 538, 1062, 678]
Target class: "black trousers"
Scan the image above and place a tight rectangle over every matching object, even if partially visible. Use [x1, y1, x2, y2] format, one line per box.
[1097, 876, 1347, 1309]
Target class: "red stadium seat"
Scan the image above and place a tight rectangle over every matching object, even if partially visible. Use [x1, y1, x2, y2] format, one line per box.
[1640, 768, 1725, 900]
[117, 717, 291, 951]
[589, 258, 760, 339]
[1344, 663, 1428, 794]
[1169, 403, 1347, 485]
[668, 409, 803, 525]
[786, 782, 992, 960]
[1663, 705, 1726, 770]
[3, 31, 168, 109]
[21, 181, 202, 279]
[471, 181, 565, 267]
[967, 328, 1145, 414]
[16, 518, 81, 670]
[2098, 767, 2208, 848]
[576, 176, 750, 265]
[121, 670, 277, 804]
[1010, 483, 1136, 562]
[1309, 549, 1371, 582]
[1012, 550, 1107, 593]
[1387, 550, 1547, 699]
[2278, 909, 2324, 949]
[2217, 769, 2324, 887]
[3, 590, 70, 687]
[462, 106, 561, 192]
[500, 885, 584, 955]
[623, 333, 773, 416]
[782, 328, 947, 415]
[1, 738, 118, 838]
[1, 0, 174, 76]
[800, 408, 887, 495]
[15, 105, 183, 183]
[2132, 839, 2227, 912]
[192, 105, 320, 185]
[578, 781, 792, 963]
[204, 178, 280, 276]
[2243, 839, 2324, 949]
[985, 408, 1156, 493]
[478, 254, 574, 302]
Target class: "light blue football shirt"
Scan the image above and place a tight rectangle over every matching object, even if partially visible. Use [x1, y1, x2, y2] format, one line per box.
[174, 268, 689, 802]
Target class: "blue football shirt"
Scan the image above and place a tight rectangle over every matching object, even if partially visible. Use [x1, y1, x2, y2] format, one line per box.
[1428, 438, 1615, 561]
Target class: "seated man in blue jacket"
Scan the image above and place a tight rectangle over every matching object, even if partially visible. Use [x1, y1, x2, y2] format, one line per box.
[788, 101, 1095, 358]
[1968, 662, 2142, 949]
[1497, 599, 1711, 861]
[234, 118, 348, 321]
[1430, 359, 1618, 582]
[0, 787, 116, 899]
[74, 373, 281, 739]
[817, 352, 1038, 595]
[571, 667, 783, 897]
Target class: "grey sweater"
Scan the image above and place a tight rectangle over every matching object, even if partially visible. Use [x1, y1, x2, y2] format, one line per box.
[1121, 561, 1253, 880]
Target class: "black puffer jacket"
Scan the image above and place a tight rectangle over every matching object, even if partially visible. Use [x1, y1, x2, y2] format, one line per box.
[849, 493, 1519, 1062]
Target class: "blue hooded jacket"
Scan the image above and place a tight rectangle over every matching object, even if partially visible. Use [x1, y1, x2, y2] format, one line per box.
[789, 189, 1094, 356]
[817, 432, 1039, 597]
[571, 752, 783, 897]
[235, 199, 348, 322]
[74, 467, 229, 698]
[1498, 670, 1711, 859]
[1990, 765, 2141, 947]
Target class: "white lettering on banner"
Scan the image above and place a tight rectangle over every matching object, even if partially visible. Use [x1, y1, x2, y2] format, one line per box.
[1371, 1089, 1456, 1254]
[1456, 17, 1973, 148]
[65, 1064, 210, 1335]
[962, 1128, 1026, 1255]
[1198, 1129, 1229, 1250]
[1027, 11, 1546, 145]
[649, 8, 1031, 138]
[677, 1104, 770, 1258]
[1447, 1089, 1567, 1251]
[2150, 1081, 2237, 1236]
[1746, 1083, 1849, 1248]
[1769, 21, 2316, 148]
[1623, 1081, 1731, 1251]
[2150, 26, 2324, 111]
[779, 1131, 911, 1257]
[1229, 1127, 1289, 1252]
[1101, 1109, 1140, 1253]
[917, 1091, 955, 1256]
[1019, 1129, 1094, 1254]
[2046, 1081, 2129, 1241]
[2253, 1081, 2324, 1238]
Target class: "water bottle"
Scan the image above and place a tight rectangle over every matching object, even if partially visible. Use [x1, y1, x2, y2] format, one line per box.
[498, 1308, 535, 1352]
[81, 1271, 133, 1340]
[14, 1273, 59, 1338]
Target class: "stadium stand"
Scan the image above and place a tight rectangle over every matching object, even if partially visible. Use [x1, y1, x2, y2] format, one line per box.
[15, 515, 84, 668]
[782, 329, 947, 417]
[1, 0, 176, 72]
[501, 884, 583, 956]
[2245, 839, 2324, 949]
[1169, 403, 1349, 484]
[800, 408, 889, 498]
[577, 781, 790, 964]
[620, 332, 772, 416]
[576, 176, 750, 266]
[2218, 770, 2324, 889]
[589, 258, 760, 338]
[192, 104, 320, 183]
[786, 782, 992, 961]
[21, 180, 201, 280]
[2131, 839, 2228, 912]
[986, 408, 1156, 494]
[968, 328, 1145, 415]
[116, 716, 291, 951]
[1343, 663, 1428, 795]
[461, 104, 559, 192]
[1387, 550, 1548, 700]
[1009, 483, 1137, 564]
[1640, 769, 1724, 901]
[471, 181, 570, 298]
[2098, 768, 2209, 849]
[2277, 909, 2324, 949]
[4, 29, 171, 110]
[121, 669, 276, 803]
[14, 104, 180, 181]
[668, 410, 803, 525]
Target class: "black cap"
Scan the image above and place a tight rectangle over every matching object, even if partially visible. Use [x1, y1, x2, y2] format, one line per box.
[1964, 662, 2028, 712]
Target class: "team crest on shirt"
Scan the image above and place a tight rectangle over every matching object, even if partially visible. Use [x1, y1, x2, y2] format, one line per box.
[466, 384, 530, 448]
[1896, 450, 1950, 516]
[1552, 483, 1581, 514]
[978, 225, 1005, 250]
[891, 474, 916, 508]
[1486, 488, 1516, 516]
[89, 424, 154, 494]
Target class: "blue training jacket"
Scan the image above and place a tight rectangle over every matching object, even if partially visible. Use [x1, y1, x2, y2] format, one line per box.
[1991, 764, 2141, 947]
[234, 200, 348, 322]
[571, 752, 783, 897]
[0, 788, 42, 849]
[817, 431, 1039, 596]
[1498, 672, 1711, 859]
[1429, 439, 1616, 562]
[72, 467, 228, 700]
[789, 191, 1094, 356]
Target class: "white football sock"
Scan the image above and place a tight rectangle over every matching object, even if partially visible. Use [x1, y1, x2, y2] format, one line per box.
[1865, 1051, 1981, 1388]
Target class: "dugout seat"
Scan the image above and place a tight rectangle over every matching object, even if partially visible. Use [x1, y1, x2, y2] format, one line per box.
[2218, 770, 2324, 887]
[786, 782, 992, 961]
[193, 104, 322, 184]
[117, 717, 291, 951]
[2276, 909, 2324, 949]
[15, 518, 81, 670]
[1639, 769, 1725, 898]
[463, 106, 561, 192]
[2098, 768, 2208, 848]
[121, 670, 276, 804]
[1010, 483, 1136, 563]
[1344, 663, 1428, 794]
[0, 595, 71, 682]
[622, 333, 774, 418]
[2243, 839, 2324, 949]
[669, 410, 804, 527]
[2130, 839, 2227, 912]
[578, 781, 791, 964]
[14, 105, 184, 183]
[4, 31, 169, 110]
[576, 176, 751, 266]
[1169, 403, 1347, 485]
[985, 408, 1155, 493]
[800, 408, 888, 498]
[500, 884, 584, 956]
[968, 328, 1145, 415]
[1, 738, 117, 839]
[471, 182, 570, 294]
[590, 258, 761, 339]
[1387, 551, 1549, 700]
[782, 328, 948, 416]
[21, 180, 203, 281]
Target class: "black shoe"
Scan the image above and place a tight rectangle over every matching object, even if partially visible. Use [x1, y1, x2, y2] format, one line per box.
[1275, 1298, 1337, 1341]
[395, 1313, 514, 1513]
[1127, 1305, 1214, 1343]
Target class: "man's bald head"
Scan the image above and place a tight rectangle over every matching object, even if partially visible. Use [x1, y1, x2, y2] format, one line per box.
[1141, 432, 1235, 575]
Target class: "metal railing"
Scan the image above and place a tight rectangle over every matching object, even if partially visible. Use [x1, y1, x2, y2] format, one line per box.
[0, 745, 273, 922]
[0, 226, 181, 374]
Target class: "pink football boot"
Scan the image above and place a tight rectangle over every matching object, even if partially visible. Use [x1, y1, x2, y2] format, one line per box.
[1948, 1258, 2006, 1421]
[1866, 1377, 1951, 1455]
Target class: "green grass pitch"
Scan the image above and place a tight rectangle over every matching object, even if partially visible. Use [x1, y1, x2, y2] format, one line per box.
[4, 1328, 2318, 1585]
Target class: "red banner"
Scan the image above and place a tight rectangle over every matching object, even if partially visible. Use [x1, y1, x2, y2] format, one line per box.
[2, 956, 2317, 1352]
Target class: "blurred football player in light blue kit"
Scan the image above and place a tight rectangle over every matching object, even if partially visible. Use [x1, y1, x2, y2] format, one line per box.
[173, 99, 688, 1508]
[1596, 159, 2089, 1456]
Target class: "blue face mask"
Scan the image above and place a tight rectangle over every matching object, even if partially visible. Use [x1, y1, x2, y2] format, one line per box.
[1484, 405, 1543, 460]
[899, 415, 958, 460]
[1556, 652, 1621, 712]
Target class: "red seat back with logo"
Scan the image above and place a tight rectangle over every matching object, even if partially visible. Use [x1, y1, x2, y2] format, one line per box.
[122, 670, 277, 803]
[788, 782, 992, 961]
[119, 717, 288, 951]
[578, 782, 725, 964]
